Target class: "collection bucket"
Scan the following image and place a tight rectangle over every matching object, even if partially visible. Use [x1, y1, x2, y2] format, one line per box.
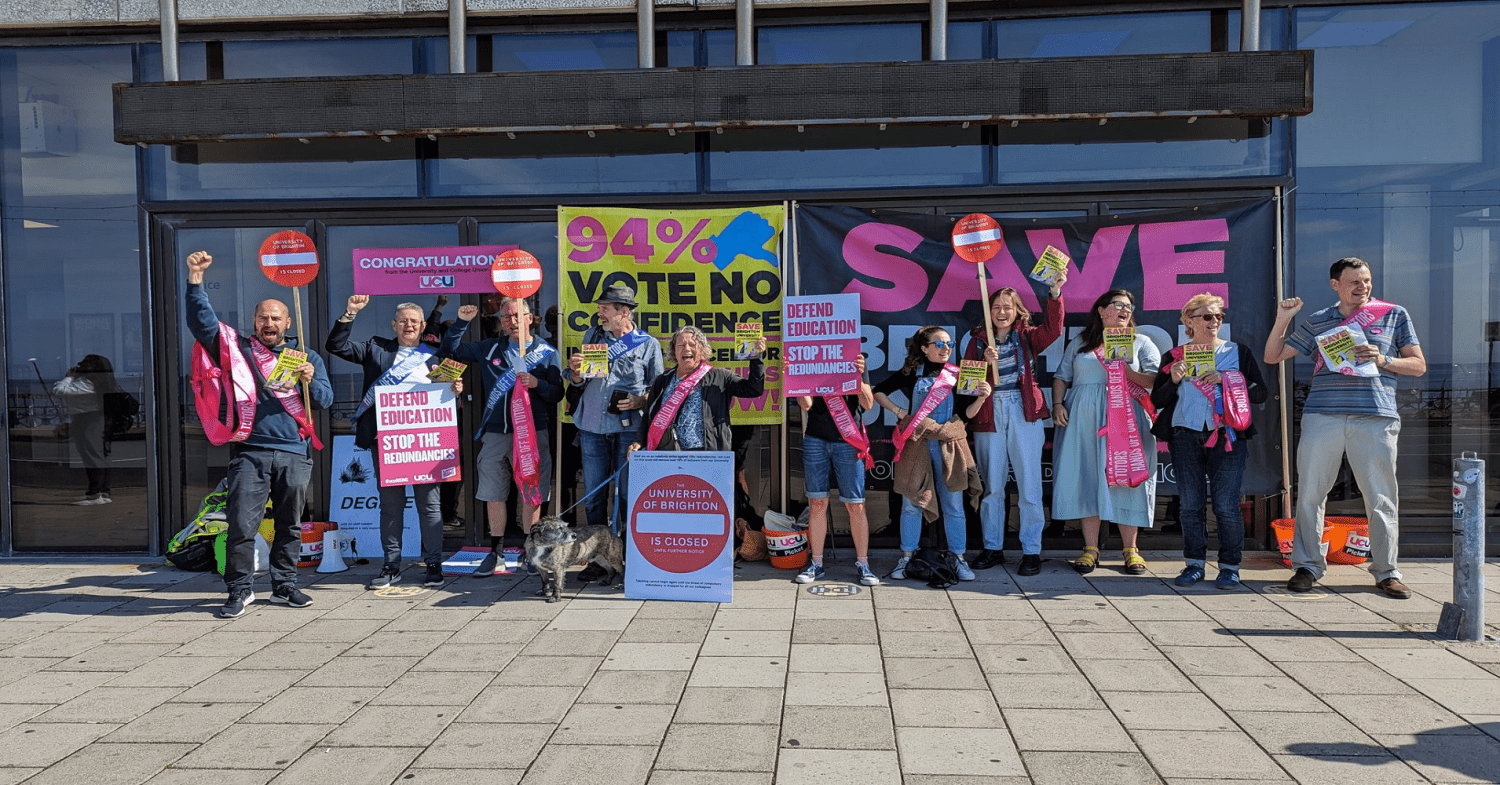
[1271, 516, 1370, 567]
[765, 530, 809, 570]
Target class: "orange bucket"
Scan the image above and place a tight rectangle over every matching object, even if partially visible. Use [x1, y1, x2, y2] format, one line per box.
[765, 530, 809, 570]
[299, 521, 336, 567]
[1271, 516, 1369, 567]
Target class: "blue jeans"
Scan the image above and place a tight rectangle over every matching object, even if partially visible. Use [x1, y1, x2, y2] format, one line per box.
[224, 446, 312, 594]
[802, 435, 866, 503]
[1170, 427, 1247, 569]
[899, 440, 967, 554]
[580, 429, 633, 533]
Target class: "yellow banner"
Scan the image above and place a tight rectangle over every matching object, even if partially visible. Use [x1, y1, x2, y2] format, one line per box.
[558, 205, 785, 424]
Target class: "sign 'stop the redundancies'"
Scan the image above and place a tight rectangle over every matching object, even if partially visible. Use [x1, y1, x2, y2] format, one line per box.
[353, 244, 519, 296]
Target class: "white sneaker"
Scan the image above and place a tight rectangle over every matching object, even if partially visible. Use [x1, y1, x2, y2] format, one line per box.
[856, 562, 881, 586]
[891, 555, 911, 580]
[71, 495, 108, 506]
[954, 555, 976, 581]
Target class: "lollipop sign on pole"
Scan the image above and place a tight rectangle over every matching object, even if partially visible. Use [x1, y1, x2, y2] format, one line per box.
[490, 249, 544, 300]
[258, 230, 321, 415]
[952, 213, 1002, 384]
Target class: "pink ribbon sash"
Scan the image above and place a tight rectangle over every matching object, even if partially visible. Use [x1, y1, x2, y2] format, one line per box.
[825, 396, 874, 469]
[248, 339, 323, 451]
[1220, 371, 1252, 431]
[1095, 348, 1154, 488]
[511, 383, 542, 505]
[646, 363, 713, 451]
[1311, 298, 1396, 374]
[891, 364, 959, 463]
[191, 323, 257, 446]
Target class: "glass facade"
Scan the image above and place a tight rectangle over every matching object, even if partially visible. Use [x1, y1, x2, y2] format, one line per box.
[0, 3, 1494, 553]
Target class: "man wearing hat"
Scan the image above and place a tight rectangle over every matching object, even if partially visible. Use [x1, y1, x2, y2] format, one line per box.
[566, 284, 664, 560]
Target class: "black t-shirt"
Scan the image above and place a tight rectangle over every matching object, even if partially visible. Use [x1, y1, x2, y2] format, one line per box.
[805, 371, 871, 443]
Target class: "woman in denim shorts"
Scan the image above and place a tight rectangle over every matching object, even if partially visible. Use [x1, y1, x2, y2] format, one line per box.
[795, 354, 879, 586]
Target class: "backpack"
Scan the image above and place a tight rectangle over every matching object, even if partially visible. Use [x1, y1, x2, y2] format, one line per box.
[166, 479, 230, 571]
[902, 547, 960, 589]
[103, 391, 140, 437]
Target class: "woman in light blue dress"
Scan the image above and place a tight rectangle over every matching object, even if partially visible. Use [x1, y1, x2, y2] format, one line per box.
[1051, 289, 1161, 575]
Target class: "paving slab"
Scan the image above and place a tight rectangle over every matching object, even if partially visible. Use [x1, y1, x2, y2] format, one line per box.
[896, 726, 1025, 776]
[370, 669, 494, 705]
[647, 774, 771, 785]
[576, 669, 689, 704]
[880, 630, 977, 658]
[784, 671, 889, 706]
[972, 644, 1080, 676]
[491, 655, 603, 686]
[781, 705, 896, 749]
[1101, 690, 1236, 731]
[885, 657, 988, 690]
[0, 721, 121, 766]
[688, 655, 789, 687]
[657, 723, 779, 771]
[774, 748, 902, 785]
[459, 685, 583, 724]
[710, 608, 795, 631]
[676, 686, 783, 724]
[1003, 708, 1135, 751]
[267, 745, 422, 785]
[1271, 752, 1428, 784]
[319, 704, 460, 746]
[1189, 674, 1324, 712]
[1133, 728, 1287, 779]
[225, 641, 347, 670]
[550, 702, 675, 745]
[1019, 751, 1161, 785]
[788, 643, 881, 673]
[241, 686, 382, 725]
[890, 689, 1003, 728]
[985, 673, 1104, 709]
[0, 703, 51, 733]
[173, 722, 337, 769]
[105, 700, 257, 742]
[413, 641, 522, 672]
[791, 618, 879, 645]
[700, 630, 791, 657]
[520, 743, 657, 785]
[618, 618, 714, 643]
[35, 685, 182, 724]
[600, 641, 700, 670]
[19, 741, 194, 785]
[411, 722, 552, 768]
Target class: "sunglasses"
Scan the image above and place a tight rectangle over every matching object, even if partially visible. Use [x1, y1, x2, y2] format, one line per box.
[926, 341, 956, 350]
[1191, 312, 1226, 322]
[1107, 301, 1135, 312]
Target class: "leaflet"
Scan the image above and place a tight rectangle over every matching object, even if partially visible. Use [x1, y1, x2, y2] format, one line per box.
[1103, 328, 1135, 362]
[1316, 324, 1379, 377]
[735, 323, 763, 360]
[428, 359, 467, 383]
[579, 344, 609, 379]
[1182, 344, 1217, 378]
[265, 349, 307, 392]
[955, 359, 988, 395]
[1028, 245, 1071, 285]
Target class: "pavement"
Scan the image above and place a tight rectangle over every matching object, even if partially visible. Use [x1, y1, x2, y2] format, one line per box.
[1, 550, 1498, 785]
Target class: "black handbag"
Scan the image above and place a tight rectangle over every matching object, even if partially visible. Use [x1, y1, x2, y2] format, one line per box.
[904, 547, 959, 589]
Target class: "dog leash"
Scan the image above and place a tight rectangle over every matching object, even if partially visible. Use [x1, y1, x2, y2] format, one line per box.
[555, 462, 627, 519]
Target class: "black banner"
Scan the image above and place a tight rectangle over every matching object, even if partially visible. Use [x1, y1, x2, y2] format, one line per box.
[795, 200, 1282, 499]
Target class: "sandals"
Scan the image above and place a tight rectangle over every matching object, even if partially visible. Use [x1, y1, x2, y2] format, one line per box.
[1122, 548, 1148, 575]
[1071, 546, 1099, 575]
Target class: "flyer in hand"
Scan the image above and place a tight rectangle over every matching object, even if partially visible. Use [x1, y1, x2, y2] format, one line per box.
[1316, 324, 1379, 377]
[1103, 328, 1135, 362]
[1182, 344, 1217, 378]
[579, 344, 609, 379]
[956, 360, 988, 395]
[1028, 245, 1071, 285]
[735, 323, 763, 360]
[265, 348, 307, 392]
[428, 359, 467, 383]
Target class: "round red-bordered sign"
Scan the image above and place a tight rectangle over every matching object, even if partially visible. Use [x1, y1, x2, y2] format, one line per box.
[629, 473, 731, 574]
[490, 249, 544, 298]
[952, 213, 1003, 264]
[258, 231, 320, 287]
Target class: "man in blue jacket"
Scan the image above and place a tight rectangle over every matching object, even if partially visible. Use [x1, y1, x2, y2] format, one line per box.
[442, 297, 563, 577]
[184, 250, 333, 619]
[328, 295, 459, 590]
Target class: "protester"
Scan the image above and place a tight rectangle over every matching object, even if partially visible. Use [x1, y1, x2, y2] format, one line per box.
[794, 353, 879, 586]
[443, 297, 562, 578]
[1052, 289, 1161, 575]
[565, 285, 665, 534]
[631, 326, 765, 452]
[963, 273, 1066, 576]
[184, 250, 331, 618]
[54, 354, 125, 506]
[1263, 257, 1425, 598]
[328, 296, 462, 589]
[875, 327, 987, 582]
[1150, 293, 1268, 590]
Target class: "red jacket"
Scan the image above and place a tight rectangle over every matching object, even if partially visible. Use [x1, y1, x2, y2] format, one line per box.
[964, 295, 1064, 429]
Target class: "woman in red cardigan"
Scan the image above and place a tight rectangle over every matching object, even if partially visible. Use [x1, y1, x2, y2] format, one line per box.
[963, 271, 1066, 576]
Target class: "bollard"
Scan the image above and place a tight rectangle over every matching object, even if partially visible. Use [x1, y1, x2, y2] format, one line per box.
[1440, 452, 1486, 641]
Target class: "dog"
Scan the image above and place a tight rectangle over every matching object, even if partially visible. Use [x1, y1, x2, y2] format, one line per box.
[527, 516, 626, 602]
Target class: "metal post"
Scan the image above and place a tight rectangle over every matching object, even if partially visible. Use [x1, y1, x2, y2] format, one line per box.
[1240, 0, 1261, 52]
[1442, 453, 1486, 641]
[159, 0, 179, 81]
[930, 0, 948, 61]
[736, 0, 754, 66]
[638, 0, 655, 68]
[449, 0, 466, 74]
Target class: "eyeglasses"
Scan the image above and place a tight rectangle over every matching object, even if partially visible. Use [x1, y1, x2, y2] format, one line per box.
[927, 341, 955, 350]
[501, 313, 526, 321]
[1191, 312, 1225, 323]
[392, 319, 423, 327]
[1107, 301, 1135, 312]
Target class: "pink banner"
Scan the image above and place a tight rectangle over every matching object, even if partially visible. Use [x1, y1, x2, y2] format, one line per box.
[374, 383, 462, 487]
[353, 245, 517, 295]
[783, 293, 862, 397]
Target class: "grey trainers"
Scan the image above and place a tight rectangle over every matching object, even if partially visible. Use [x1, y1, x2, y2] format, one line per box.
[269, 585, 313, 608]
[954, 555, 976, 582]
[218, 590, 254, 618]
[794, 562, 826, 584]
[472, 550, 499, 578]
[367, 565, 401, 590]
[891, 555, 911, 580]
[856, 562, 881, 586]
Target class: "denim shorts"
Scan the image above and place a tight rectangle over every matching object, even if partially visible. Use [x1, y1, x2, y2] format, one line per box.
[802, 434, 865, 503]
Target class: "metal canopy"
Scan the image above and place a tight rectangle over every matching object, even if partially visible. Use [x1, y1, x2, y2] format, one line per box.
[114, 51, 1312, 145]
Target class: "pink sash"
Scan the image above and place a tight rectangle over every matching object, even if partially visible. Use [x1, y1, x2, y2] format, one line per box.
[1095, 348, 1154, 488]
[1170, 344, 1234, 450]
[1311, 299, 1396, 374]
[646, 363, 713, 451]
[248, 340, 323, 451]
[191, 323, 257, 446]
[891, 364, 959, 462]
[825, 396, 874, 469]
[511, 383, 542, 505]
[1220, 371, 1251, 431]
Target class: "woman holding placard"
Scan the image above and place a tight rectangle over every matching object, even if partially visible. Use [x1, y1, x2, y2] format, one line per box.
[963, 272, 1066, 577]
[631, 326, 765, 453]
[875, 327, 988, 582]
[1051, 290, 1161, 575]
[1149, 293, 1268, 590]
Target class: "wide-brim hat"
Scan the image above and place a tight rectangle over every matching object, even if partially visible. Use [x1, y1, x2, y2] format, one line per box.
[594, 284, 638, 308]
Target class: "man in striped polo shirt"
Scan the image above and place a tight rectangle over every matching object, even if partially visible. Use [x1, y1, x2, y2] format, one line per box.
[1263, 257, 1426, 599]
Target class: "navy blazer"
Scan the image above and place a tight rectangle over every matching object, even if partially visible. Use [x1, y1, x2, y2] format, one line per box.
[326, 317, 442, 449]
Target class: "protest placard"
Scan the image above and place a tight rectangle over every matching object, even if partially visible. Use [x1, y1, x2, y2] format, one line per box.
[782, 293, 861, 397]
[373, 382, 461, 487]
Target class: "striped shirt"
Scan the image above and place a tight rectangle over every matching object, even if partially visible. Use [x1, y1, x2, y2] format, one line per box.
[992, 331, 1020, 393]
[1285, 301, 1418, 419]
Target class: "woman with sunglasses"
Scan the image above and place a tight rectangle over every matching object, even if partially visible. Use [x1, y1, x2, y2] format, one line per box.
[1052, 290, 1162, 575]
[962, 273, 1067, 577]
[874, 327, 988, 581]
[1149, 293, 1268, 590]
